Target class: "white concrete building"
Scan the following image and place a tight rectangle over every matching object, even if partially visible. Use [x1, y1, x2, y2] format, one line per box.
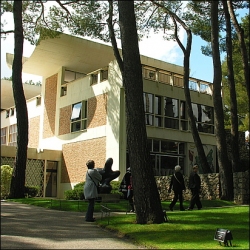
[1, 32, 216, 198]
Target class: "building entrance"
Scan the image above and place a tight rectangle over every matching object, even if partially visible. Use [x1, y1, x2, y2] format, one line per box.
[45, 161, 57, 197]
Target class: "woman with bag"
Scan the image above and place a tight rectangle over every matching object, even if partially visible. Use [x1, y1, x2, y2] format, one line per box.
[168, 165, 186, 211]
[84, 160, 102, 222]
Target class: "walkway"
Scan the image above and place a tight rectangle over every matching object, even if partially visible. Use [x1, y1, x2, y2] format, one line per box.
[1, 201, 145, 249]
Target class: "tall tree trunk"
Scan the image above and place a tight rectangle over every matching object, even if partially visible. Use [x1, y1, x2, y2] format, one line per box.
[9, 0, 28, 199]
[227, 0, 250, 100]
[118, 0, 164, 224]
[222, 1, 240, 173]
[151, 1, 212, 173]
[210, 1, 233, 200]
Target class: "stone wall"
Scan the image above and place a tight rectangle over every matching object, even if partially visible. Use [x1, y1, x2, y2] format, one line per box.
[155, 172, 249, 204]
[233, 171, 249, 204]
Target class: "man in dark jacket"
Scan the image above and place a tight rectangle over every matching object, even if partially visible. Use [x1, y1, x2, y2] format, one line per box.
[168, 165, 186, 211]
[186, 165, 202, 210]
[120, 168, 134, 212]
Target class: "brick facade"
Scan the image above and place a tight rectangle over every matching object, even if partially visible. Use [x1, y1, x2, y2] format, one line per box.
[59, 105, 71, 135]
[28, 116, 40, 148]
[87, 94, 107, 128]
[61, 137, 106, 183]
[43, 74, 58, 139]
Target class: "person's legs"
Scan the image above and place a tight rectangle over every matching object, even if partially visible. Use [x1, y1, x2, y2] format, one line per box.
[195, 193, 202, 209]
[85, 198, 95, 221]
[179, 192, 185, 211]
[170, 191, 178, 211]
[188, 189, 196, 209]
[128, 191, 134, 212]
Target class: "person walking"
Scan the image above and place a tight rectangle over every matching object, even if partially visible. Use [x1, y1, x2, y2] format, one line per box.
[84, 160, 102, 222]
[168, 165, 186, 211]
[120, 167, 135, 212]
[186, 165, 202, 210]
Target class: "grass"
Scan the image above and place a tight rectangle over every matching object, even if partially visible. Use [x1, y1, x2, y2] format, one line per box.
[7, 198, 249, 249]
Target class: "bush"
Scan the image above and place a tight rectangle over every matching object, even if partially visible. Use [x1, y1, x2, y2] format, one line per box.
[65, 182, 85, 200]
[64, 181, 123, 200]
[24, 186, 39, 197]
[110, 181, 122, 194]
[1, 165, 13, 199]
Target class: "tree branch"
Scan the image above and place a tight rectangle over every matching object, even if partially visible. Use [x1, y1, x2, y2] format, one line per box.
[107, 0, 123, 74]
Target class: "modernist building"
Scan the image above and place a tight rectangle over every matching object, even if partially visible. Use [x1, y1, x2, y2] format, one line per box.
[1, 32, 216, 198]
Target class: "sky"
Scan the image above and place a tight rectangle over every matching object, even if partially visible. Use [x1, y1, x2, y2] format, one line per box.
[1, 6, 248, 84]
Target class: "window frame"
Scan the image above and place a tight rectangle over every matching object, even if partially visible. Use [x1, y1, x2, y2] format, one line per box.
[70, 101, 88, 132]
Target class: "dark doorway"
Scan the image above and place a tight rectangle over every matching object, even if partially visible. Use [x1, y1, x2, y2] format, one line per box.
[45, 161, 57, 197]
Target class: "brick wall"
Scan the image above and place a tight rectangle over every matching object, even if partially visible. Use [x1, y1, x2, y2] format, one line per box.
[88, 94, 107, 128]
[43, 74, 58, 139]
[61, 137, 106, 183]
[59, 105, 71, 135]
[28, 116, 40, 148]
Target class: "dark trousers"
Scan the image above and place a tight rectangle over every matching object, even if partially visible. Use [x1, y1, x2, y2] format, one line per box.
[189, 189, 202, 209]
[124, 190, 134, 211]
[170, 190, 184, 210]
[85, 198, 95, 220]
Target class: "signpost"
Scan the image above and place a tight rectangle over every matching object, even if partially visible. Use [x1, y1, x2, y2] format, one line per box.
[214, 228, 233, 246]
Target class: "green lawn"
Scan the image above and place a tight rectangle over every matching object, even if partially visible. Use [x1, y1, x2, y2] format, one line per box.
[7, 198, 249, 249]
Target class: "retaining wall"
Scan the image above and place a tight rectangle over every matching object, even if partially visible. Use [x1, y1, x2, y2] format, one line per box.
[155, 171, 249, 204]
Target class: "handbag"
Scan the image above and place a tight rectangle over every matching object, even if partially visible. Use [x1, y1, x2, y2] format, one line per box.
[87, 172, 101, 193]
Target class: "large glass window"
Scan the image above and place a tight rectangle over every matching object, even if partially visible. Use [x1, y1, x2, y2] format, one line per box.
[143, 92, 214, 134]
[71, 101, 87, 132]
[164, 97, 179, 129]
[154, 96, 162, 127]
[148, 139, 185, 176]
[192, 103, 214, 133]
[180, 101, 188, 131]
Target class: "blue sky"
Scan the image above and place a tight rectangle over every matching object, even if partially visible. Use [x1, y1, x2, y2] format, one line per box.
[1, 8, 248, 84]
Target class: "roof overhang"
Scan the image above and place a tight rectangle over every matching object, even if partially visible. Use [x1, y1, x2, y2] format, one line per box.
[1, 80, 41, 110]
[7, 33, 117, 78]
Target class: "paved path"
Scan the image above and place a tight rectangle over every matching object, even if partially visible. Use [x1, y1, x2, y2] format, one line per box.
[1, 201, 145, 249]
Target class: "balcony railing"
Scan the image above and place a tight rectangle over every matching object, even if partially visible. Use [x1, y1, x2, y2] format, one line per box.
[142, 64, 213, 95]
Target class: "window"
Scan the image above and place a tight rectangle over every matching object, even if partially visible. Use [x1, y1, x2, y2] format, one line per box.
[1, 127, 7, 145]
[10, 108, 15, 116]
[192, 103, 214, 134]
[148, 139, 185, 176]
[64, 69, 85, 83]
[143, 67, 156, 80]
[36, 97, 41, 106]
[6, 110, 10, 118]
[158, 71, 171, 84]
[100, 70, 108, 82]
[61, 86, 67, 97]
[71, 101, 88, 132]
[180, 101, 188, 131]
[91, 74, 98, 85]
[154, 96, 162, 127]
[9, 124, 17, 146]
[164, 98, 179, 129]
[144, 93, 154, 125]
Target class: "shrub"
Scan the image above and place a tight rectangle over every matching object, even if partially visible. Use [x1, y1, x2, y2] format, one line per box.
[65, 182, 85, 200]
[110, 181, 122, 194]
[24, 186, 39, 197]
[1, 165, 13, 199]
